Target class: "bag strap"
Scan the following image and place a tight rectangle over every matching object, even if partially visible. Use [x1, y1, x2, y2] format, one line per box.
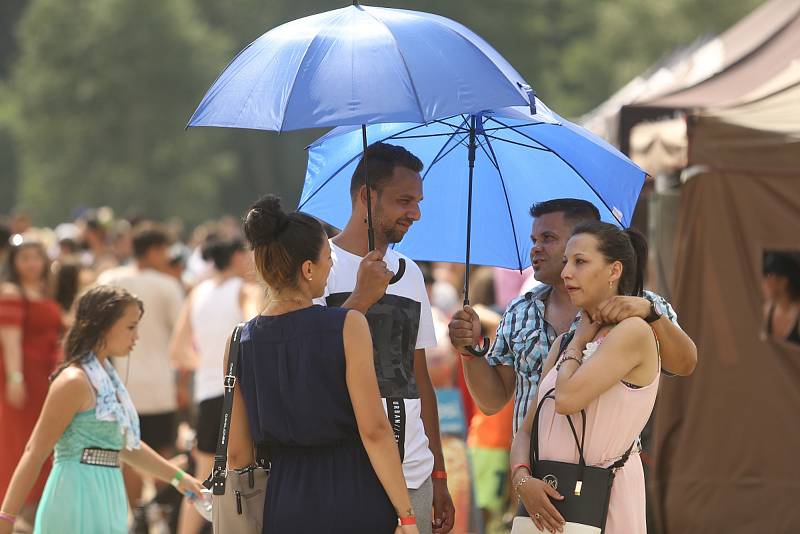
[206, 323, 246, 496]
[530, 331, 587, 468]
[531, 331, 637, 473]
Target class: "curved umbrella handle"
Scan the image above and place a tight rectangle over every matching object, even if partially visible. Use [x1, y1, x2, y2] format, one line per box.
[389, 258, 406, 285]
[465, 336, 491, 357]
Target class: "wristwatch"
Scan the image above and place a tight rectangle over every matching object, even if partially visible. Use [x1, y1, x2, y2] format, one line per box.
[645, 300, 662, 324]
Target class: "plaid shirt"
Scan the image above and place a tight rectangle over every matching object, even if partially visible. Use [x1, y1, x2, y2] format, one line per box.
[486, 284, 677, 433]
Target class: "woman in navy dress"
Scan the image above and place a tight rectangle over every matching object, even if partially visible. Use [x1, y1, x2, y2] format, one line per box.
[227, 195, 419, 534]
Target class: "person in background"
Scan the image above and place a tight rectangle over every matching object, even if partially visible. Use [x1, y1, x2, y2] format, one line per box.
[465, 305, 514, 534]
[762, 251, 800, 345]
[0, 235, 63, 528]
[0, 224, 10, 282]
[419, 262, 470, 534]
[0, 286, 204, 534]
[110, 220, 134, 267]
[97, 224, 185, 532]
[227, 195, 419, 533]
[171, 237, 252, 534]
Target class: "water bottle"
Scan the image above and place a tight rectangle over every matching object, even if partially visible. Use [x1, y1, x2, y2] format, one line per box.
[190, 488, 213, 522]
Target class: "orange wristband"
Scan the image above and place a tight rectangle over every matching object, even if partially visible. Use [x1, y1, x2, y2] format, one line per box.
[431, 469, 447, 480]
[399, 515, 417, 525]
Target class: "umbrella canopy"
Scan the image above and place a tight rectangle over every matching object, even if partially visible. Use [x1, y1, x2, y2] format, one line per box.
[300, 102, 647, 271]
[187, 3, 532, 132]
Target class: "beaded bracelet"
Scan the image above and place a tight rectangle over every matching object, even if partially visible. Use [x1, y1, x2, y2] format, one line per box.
[556, 356, 583, 371]
[0, 511, 16, 524]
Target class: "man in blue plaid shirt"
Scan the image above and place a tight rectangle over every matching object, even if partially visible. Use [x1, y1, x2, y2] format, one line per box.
[449, 199, 697, 432]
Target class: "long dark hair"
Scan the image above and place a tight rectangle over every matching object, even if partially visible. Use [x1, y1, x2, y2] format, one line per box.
[6, 238, 51, 295]
[51, 285, 143, 380]
[242, 195, 326, 290]
[572, 221, 648, 297]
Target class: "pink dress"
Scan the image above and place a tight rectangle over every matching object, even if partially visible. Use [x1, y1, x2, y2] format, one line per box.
[534, 342, 659, 534]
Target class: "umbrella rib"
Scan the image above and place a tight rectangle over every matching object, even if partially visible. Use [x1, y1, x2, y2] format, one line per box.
[478, 131, 525, 272]
[423, 132, 469, 180]
[488, 117, 624, 225]
[481, 134, 550, 152]
[392, 132, 467, 140]
[301, 121, 441, 209]
[482, 121, 545, 132]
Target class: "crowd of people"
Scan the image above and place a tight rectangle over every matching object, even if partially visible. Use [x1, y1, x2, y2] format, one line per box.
[0, 141, 697, 534]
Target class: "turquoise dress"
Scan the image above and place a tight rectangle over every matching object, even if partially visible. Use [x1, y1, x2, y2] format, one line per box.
[33, 409, 127, 534]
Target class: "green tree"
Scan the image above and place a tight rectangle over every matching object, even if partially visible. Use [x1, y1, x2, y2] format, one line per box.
[10, 0, 236, 225]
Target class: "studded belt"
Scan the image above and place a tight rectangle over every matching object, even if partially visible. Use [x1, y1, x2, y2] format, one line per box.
[80, 447, 121, 468]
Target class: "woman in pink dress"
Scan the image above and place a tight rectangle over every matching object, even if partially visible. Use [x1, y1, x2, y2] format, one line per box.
[510, 221, 660, 534]
[0, 236, 63, 512]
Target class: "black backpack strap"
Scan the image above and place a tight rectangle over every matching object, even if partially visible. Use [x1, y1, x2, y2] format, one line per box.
[205, 323, 246, 496]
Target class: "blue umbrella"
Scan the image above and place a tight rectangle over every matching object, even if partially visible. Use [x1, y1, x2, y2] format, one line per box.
[187, 3, 533, 282]
[187, 3, 531, 132]
[300, 102, 647, 352]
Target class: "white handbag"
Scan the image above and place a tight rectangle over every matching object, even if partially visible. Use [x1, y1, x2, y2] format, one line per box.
[511, 516, 601, 534]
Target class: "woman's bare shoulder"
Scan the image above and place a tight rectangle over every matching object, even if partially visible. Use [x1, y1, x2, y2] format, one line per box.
[0, 283, 21, 298]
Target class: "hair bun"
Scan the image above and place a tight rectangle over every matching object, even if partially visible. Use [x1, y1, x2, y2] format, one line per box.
[243, 195, 290, 248]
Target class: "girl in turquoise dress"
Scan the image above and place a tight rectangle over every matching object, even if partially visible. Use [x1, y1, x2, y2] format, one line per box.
[0, 286, 204, 534]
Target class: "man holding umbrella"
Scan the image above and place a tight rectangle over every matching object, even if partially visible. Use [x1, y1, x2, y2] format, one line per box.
[448, 198, 698, 433]
[315, 143, 455, 534]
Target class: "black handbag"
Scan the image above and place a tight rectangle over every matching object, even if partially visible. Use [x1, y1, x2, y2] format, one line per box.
[204, 323, 270, 534]
[519, 386, 634, 533]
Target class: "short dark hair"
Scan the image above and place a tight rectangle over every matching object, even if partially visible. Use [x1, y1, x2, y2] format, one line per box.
[529, 198, 601, 225]
[243, 195, 326, 290]
[132, 225, 170, 258]
[201, 237, 246, 271]
[350, 142, 424, 199]
[764, 252, 800, 300]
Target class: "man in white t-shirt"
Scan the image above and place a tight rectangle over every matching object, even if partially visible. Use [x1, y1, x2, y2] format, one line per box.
[315, 142, 454, 534]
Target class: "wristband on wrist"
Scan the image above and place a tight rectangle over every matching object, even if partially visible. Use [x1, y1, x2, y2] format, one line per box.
[6, 371, 23, 385]
[399, 515, 417, 526]
[431, 469, 447, 480]
[170, 469, 186, 488]
[511, 463, 531, 478]
[0, 511, 16, 524]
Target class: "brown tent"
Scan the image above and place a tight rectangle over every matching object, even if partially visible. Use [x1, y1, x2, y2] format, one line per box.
[583, 1, 800, 532]
[650, 85, 800, 534]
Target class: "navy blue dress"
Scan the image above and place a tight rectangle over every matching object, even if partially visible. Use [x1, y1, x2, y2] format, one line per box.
[238, 306, 397, 534]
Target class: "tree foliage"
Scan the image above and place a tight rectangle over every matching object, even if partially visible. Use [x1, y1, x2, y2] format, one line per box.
[4, 0, 763, 224]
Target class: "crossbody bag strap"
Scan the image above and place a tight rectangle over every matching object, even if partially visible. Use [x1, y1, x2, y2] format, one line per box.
[206, 323, 246, 496]
[530, 387, 555, 465]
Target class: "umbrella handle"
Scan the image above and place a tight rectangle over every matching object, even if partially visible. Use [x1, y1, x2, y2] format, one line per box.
[465, 337, 491, 357]
[389, 258, 406, 285]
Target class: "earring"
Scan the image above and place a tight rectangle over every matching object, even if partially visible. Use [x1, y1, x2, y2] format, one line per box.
[609, 281, 613, 289]
[308, 275, 313, 282]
